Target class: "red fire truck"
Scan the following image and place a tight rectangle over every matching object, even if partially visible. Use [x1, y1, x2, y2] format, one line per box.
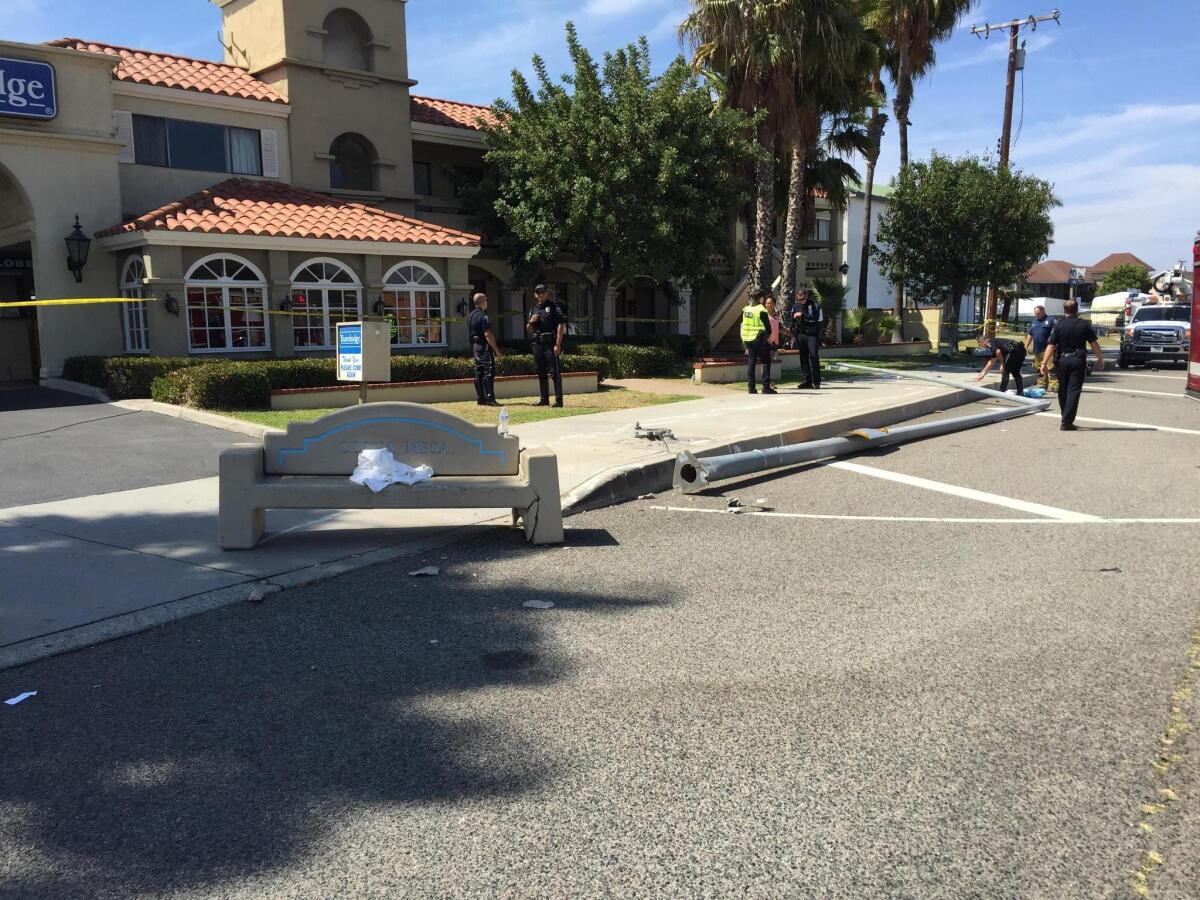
[1191, 233, 1200, 400]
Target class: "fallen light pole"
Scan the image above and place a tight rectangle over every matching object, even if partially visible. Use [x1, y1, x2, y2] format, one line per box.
[673, 364, 1050, 493]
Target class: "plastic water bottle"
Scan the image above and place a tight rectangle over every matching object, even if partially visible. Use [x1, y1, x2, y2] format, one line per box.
[498, 407, 509, 435]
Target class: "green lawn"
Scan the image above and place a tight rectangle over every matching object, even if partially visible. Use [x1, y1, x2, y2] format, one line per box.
[218, 385, 700, 430]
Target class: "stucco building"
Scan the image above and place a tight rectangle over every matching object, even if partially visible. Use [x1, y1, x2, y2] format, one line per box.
[0, 0, 870, 382]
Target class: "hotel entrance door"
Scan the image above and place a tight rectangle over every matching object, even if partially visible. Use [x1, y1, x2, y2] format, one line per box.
[0, 248, 37, 383]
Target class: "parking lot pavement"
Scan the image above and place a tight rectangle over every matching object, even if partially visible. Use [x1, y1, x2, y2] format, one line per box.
[0, 387, 239, 507]
[1, 368, 1196, 898]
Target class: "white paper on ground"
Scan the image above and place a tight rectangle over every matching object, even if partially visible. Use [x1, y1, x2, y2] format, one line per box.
[350, 449, 434, 493]
[5, 692, 36, 706]
[523, 599, 554, 609]
[408, 566, 440, 577]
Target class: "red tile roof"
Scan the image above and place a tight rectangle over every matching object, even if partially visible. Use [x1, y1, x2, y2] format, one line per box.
[97, 179, 480, 247]
[1089, 252, 1152, 276]
[48, 38, 287, 105]
[410, 96, 497, 131]
[1026, 259, 1078, 283]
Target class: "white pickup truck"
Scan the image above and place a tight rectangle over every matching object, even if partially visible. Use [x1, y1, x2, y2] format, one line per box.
[1118, 304, 1192, 368]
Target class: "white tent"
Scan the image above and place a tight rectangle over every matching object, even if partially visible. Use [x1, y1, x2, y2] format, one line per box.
[1017, 296, 1066, 319]
[1090, 291, 1152, 314]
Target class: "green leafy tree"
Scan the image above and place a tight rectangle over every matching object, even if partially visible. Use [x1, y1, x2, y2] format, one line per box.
[872, 153, 1059, 355]
[1100, 263, 1152, 295]
[476, 24, 759, 337]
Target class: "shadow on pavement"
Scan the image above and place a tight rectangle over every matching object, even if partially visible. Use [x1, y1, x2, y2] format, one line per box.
[0, 527, 662, 898]
[0, 386, 99, 411]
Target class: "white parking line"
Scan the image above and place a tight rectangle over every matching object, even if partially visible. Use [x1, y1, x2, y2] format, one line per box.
[828, 460, 1104, 522]
[1035, 412, 1200, 436]
[1100, 372, 1187, 381]
[1084, 386, 1185, 399]
[648, 506, 1200, 526]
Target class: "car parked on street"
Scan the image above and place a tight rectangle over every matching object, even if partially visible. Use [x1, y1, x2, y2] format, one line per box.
[1118, 304, 1192, 368]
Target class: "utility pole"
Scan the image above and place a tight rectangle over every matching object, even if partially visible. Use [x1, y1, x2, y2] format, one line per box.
[972, 10, 1061, 338]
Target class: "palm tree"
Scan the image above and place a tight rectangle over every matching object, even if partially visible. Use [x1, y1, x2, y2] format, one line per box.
[873, 0, 977, 326]
[778, 1, 877, 305]
[854, 63, 887, 309]
[682, 1, 804, 293]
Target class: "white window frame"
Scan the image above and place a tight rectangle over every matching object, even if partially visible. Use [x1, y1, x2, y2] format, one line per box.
[289, 258, 363, 351]
[119, 255, 150, 354]
[184, 254, 271, 354]
[381, 260, 447, 348]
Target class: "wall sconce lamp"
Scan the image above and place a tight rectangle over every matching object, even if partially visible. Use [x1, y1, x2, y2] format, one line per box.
[64, 215, 92, 284]
[372, 298, 387, 316]
[279, 295, 293, 312]
[456, 298, 469, 316]
[162, 292, 180, 316]
[838, 262, 850, 276]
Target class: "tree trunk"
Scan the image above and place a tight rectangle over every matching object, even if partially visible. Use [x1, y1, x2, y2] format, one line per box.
[999, 292, 1014, 325]
[857, 103, 887, 310]
[750, 157, 775, 294]
[941, 286, 963, 357]
[592, 264, 612, 340]
[891, 53, 913, 338]
[779, 144, 806, 304]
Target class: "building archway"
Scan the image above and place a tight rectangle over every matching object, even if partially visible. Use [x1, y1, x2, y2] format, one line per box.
[0, 162, 38, 382]
[329, 133, 377, 192]
[323, 8, 374, 72]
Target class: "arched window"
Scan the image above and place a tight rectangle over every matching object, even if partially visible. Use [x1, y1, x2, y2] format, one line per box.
[329, 133, 376, 191]
[290, 259, 362, 350]
[322, 8, 373, 71]
[119, 256, 150, 353]
[184, 255, 270, 352]
[381, 262, 446, 347]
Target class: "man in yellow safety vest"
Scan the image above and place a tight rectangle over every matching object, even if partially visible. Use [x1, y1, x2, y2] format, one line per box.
[741, 289, 776, 394]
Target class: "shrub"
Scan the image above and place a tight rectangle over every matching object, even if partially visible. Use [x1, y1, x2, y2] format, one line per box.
[576, 344, 678, 378]
[186, 364, 272, 410]
[61, 355, 209, 399]
[149, 369, 192, 406]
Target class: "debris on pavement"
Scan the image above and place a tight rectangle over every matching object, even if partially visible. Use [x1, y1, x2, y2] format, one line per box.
[523, 599, 555, 609]
[408, 566, 441, 577]
[1099, 567, 1122, 573]
[727, 498, 743, 508]
[245, 587, 268, 604]
[638, 493, 658, 500]
[634, 423, 676, 443]
[5, 692, 37, 706]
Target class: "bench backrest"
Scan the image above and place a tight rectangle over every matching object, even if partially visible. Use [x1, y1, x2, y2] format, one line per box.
[262, 402, 520, 476]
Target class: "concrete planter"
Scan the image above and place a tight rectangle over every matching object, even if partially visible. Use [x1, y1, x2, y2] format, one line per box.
[692, 359, 782, 384]
[271, 371, 600, 411]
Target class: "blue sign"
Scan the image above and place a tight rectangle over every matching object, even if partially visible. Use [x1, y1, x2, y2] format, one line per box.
[0, 58, 57, 120]
[337, 322, 364, 382]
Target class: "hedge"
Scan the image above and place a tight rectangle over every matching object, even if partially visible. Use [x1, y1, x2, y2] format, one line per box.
[574, 343, 679, 379]
[61, 355, 208, 400]
[149, 352, 610, 409]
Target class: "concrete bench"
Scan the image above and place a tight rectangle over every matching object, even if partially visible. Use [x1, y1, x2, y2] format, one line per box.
[218, 402, 563, 549]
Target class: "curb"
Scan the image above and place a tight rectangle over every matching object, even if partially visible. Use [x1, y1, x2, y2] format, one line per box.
[40, 377, 111, 402]
[112, 399, 282, 439]
[562, 382, 982, 515]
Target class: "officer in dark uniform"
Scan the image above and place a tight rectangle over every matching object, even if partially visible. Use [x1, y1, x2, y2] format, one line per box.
[525, 283, 565, 407]
[975, 333, 1027, 395]
[1042, 299, 1105, 430]
[467, 292, 503, 406]
[789, 288, 824, 389]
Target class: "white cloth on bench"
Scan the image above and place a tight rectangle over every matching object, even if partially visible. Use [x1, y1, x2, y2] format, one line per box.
[349, 448, 434, 493]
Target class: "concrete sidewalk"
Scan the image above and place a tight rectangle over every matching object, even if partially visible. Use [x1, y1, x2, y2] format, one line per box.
[0, 373, 982, 669]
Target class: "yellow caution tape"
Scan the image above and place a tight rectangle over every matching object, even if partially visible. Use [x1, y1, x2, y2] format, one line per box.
[0, 297, 153, 309]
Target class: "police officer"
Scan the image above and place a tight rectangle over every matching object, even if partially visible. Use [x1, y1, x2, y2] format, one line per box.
[790, 288, 823, 389]
[1025, 304, 1057, 392]
[526, 283, 565, 407]
[467, 292, 503, 406]
[741, 289, 775, 394]
[1042, 299, 1104, 430]
[975, 332, 1027, 395]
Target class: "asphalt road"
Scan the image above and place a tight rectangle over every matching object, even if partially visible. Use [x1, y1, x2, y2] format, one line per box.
[1, 368, 1197, 898]
[0, 387, 239, 507]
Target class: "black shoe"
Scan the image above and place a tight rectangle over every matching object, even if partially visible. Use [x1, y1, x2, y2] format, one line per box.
[553, 400, 563, 408]
[748, 387, 758, 394]
[536, 400, 550, 407]
[476, 400, 487, 406]
[762, 386, 778, 394]
[481, 400, 500, 407]
[798, 382, 813, 390]
[1061, 423, 1078, 431]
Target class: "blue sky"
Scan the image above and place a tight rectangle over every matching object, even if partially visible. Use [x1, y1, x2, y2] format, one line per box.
[4, 0, 1197, 271]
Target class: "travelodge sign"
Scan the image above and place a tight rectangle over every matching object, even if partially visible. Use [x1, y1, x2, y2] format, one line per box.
[0, 58, 57, 120]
